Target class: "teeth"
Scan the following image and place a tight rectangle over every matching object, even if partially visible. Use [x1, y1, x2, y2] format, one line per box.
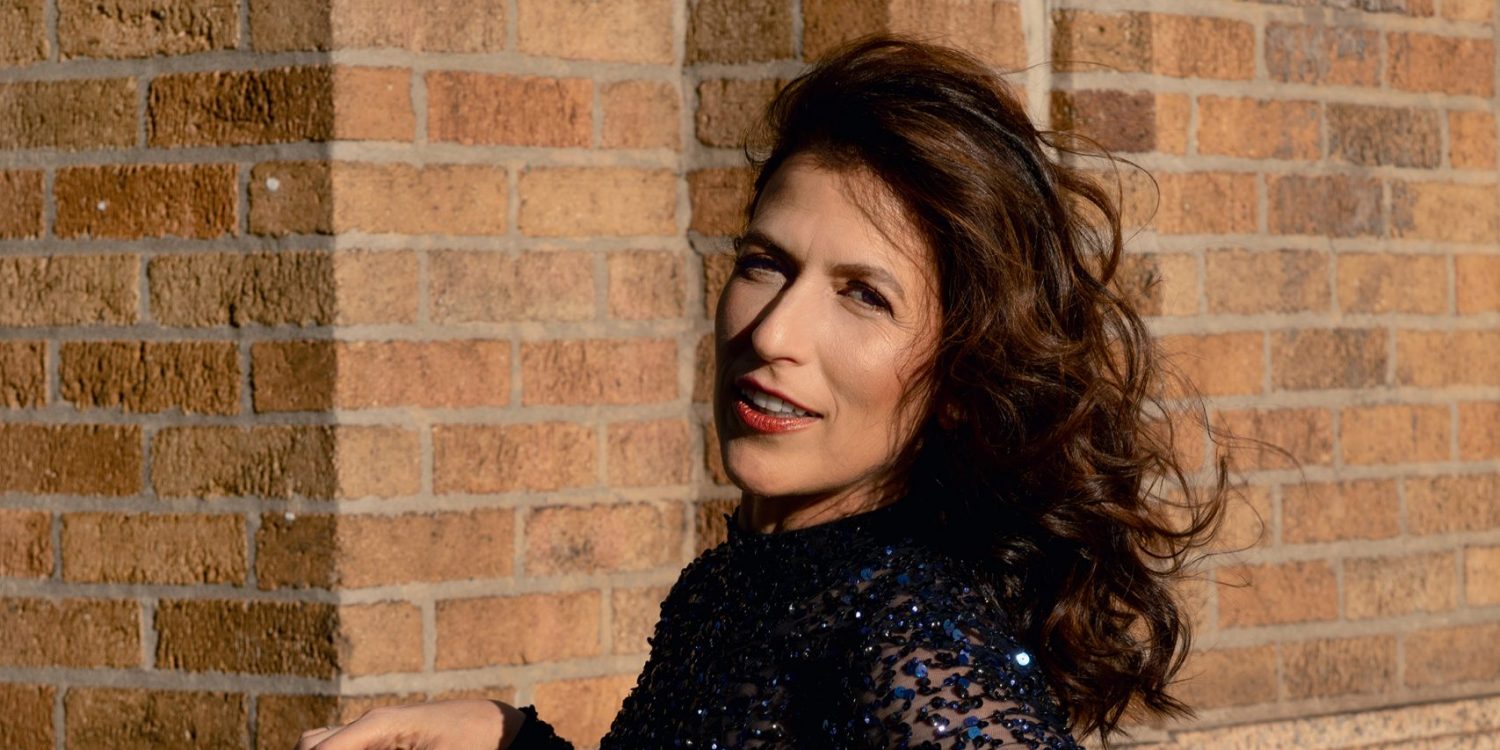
[741, 385, 813, 417]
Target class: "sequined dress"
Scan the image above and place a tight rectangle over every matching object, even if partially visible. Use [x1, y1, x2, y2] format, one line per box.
[507, 496, 1082, 749]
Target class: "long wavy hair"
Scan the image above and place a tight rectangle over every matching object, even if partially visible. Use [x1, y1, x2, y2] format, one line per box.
[739, 36, 1229, 742]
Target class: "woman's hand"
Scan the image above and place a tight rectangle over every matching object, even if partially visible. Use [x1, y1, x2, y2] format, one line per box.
[294, 699, 526, 750]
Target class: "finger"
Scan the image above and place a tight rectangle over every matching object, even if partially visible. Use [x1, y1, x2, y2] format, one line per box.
[298, 716, 396, 750]
[294, 726, 339, 749]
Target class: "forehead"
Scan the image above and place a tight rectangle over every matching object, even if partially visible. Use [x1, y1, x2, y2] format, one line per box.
[750, 156, 933, 281]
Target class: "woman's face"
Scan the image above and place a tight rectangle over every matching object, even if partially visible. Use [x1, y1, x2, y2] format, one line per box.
[714, 154, 943, 521]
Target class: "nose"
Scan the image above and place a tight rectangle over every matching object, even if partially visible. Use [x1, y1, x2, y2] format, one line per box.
[747, 276, 816, 365]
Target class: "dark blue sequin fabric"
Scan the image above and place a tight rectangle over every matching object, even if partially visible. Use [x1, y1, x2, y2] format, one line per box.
[510, 497, 1082, 749]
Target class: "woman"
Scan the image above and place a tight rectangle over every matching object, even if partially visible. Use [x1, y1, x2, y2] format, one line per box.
[297, 35, 1224, 750]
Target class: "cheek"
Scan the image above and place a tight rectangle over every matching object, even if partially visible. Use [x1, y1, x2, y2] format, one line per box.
[825, 329, 924, 433]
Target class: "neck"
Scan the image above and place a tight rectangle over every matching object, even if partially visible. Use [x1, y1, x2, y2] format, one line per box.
[736, 488, 895, 534]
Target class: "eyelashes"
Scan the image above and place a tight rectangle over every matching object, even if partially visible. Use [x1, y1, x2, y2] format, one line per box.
[730, 250, 894, 314]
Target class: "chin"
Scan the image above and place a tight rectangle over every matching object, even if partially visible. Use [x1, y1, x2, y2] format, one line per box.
[721, 441, 811, 497]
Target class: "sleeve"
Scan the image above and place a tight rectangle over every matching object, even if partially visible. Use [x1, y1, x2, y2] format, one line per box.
[501, 705, 574, 750]
[844, 568, 1082, 749]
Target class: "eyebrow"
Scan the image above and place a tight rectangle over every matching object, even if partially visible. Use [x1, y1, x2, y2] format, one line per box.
[738, 228, 908, 304]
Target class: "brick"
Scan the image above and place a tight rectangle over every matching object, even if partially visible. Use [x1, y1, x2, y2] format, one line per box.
[1337, 253, 1447, 314]
[696, 78, 782, 149]
[612, 586, 668, 654]
[1405, 623, 1500, 687]
[61, 341, 240, 414]
[608, 419, 692, 486]
[1408, 474, 1500, 534]
[1265, 23, 1380, 87]
[0, 79, 136, 150]
[1392, 181, 1499, 244]
[334, 250, 419, 324]
[430, 250, 594, 324]
[0, 598, 139, 667]
[1269, 175, 1382, 237]
[0, 684, 52, 749]
[1283, 636, 1396, 699]
[255, 512, 334, 590]
[1175, 646, 1277, 709]
[149, 251, 335, 327]
[1158, 333, 1262, 397]
[252, 0, 505, 52]
[1205, 249, 1328, 314]
[337, 693, 428, 724]
[689, 168, 754, 236]
[58, 0, 236, 58]
[1451, 110, 1498, 170]
[886, 0, 1025, 69]
[1148, 172, 1257, 235]
[1457, 255, 1500, 314]
[0, 340, 45, 407]
[0, 0, 47, 65]
[62, 512, 245, 585]
[0, 170, 43, 238]
[526, 501, 683, 575]
[522, 339, 677, 405]
[65, 688, 244, 750]
[603, 80, 680, 149]
[804, 0, 888, 60]
[339, 510, 513, 587]
[427, 72, 590, 147]
[1328, 104, 1441, 168]
[531, 674, 637, 749]
[704, 420, 731, 486]
[0, 509, 52, 578]
[1462, 545, 1500, 608]
[1460, 402, 1500, 460]
[339, 602, 422, 676]
[250, 162, 509, 237]
[152, 425, 419, 499]
[609, 250, 685, 320]
[1051, 9, 1149, 73]
[1198, 97, 1319, 161]
[149, 66, 412, 146]
[0, 424, 141, 495]
[256, 694, 338, 750]
[1283, 480, 1400, 544]
[1052, 11, 1253, 80]
[1050, 90, 1155, 154]
[518, 0, 672, 63]
[1445, 0, 1493, 21]
[1115, 252, 1197, 317]
[1218, 561, 1338, 628]
[694, 333, 715, 402]
[696, 497, 738, 553]
[156, 599, 337, 677]
[1213, 485, 1272, 553]
[1212, 408, 1333, 471]
[252, 340, 509, 411]
[1271, 329, 1386, 391]
[1388, 32, 1494, 97]
[703, 249, 734, 317]
[433, 423, 597, 494]
[1397, 330, 1500, 386]
[1340, 404, 1450, 465]
[520, 168, 677, 237]
[687, 0, 793, 63]
[1346, 552, 1457, 619]
[436, 591, 601, 669]
[55, 164, 236, 239]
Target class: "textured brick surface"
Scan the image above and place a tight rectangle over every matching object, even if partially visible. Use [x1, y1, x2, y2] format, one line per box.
[0, 424, 141, 495]
[697, 78, 782, 148]
[1328, 104, 1442, 168]
[1341, 404, 1451, 465]
[1198, 97, 1319, 160]
[521, 339, 678, 405]
[1052, 11, 1253, 80]
[339, 510, 514, 587]
[0, 170, 43, 238]
[430, 250, 595, 323]
[58, 0, 237, 58]
[608, 419, 693, 486]
[1159, 333, 1263, 397]
[427, 72, 591, 147]
[1397, 330, 1500, 386]
[436, 591, 601, 668]
[1218, 561, 1339, 628]
[62, 512, 246, 584]
[148, 251, 334, 327]
[519, 167, 677, 237]
[1391, 180, 1500, 244]
[1450, 110, 1498, 169]
[253, 340, 510, 411]
[156, 599, 338, 677]
[66, 688, 245, 750]
[1265, 23, 1380, 86]
[339, 602, 423, 675]
[433, 423, 597, 494]
[255, 512, 335, 590]
[1115, 252, 1197, 318]
[531, 673, 638, 748]
[0, 509, 52, 578]
[0, 0, 47, 65]
[1337, 253, 1447, 314]
[1405, 623, 1500, 687]
[1269, 174, 1383, 237]
[1271, 329, 1386, 391]
[1204, 249, 1328, 314]
[256, 694, 338, 750]
[1388, 32, 1494, 96]
[0, 255, 138, 326]
[525, 501, 683, 574]
[0, 79, 137, 150]
[1345, 552, 1457, 619]
[887, 0, 1025, 69]
[252, 0, 505, 52]
[0, 598, 140, 667]
[603, 80, 681, 149]
[251, 162, 509, 236]
[56, 164, 237, 239]
[687, 0, 794, 63]
[612, 586, 669, 655]
[1283, 480, 1401, 544]
[0, 340, 46, 407]
[689, 167, 755, 236]
[609, 250, 686, 319]
[1407, 474, 1500, 535]
[1176, 646, 1278, 710]
[518, 0, 673, 63]
[1283, 636, 1396, 699]
[61, 341, 240, 414]
[1457, 255, 1500, 313]
[0, 683, 53, 749]
[1460, 402, 1500, 460]
[153, 425, 419, 499]
[1466, 546, 1500, 606]
[333, 250, 420, 324]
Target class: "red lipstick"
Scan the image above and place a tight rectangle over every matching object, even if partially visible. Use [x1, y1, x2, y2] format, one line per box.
[733, 398, 820, 433]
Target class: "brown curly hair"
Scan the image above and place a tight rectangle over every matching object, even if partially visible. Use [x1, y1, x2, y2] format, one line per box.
[739, 36, 1229, 742]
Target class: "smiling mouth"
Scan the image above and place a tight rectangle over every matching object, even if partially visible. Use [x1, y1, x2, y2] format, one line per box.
[732, 383, 821, 433]
[737, 383, 818, 417]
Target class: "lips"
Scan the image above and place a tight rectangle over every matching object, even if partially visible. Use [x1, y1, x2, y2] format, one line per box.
[731, 376, 821, 433]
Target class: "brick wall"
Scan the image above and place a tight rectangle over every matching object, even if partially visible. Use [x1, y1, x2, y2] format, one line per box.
[0, 1, 1496, 748]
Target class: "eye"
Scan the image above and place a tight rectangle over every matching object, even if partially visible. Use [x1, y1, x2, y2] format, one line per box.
[731, 251, 785, 281]
[844, 282, 892, 313]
